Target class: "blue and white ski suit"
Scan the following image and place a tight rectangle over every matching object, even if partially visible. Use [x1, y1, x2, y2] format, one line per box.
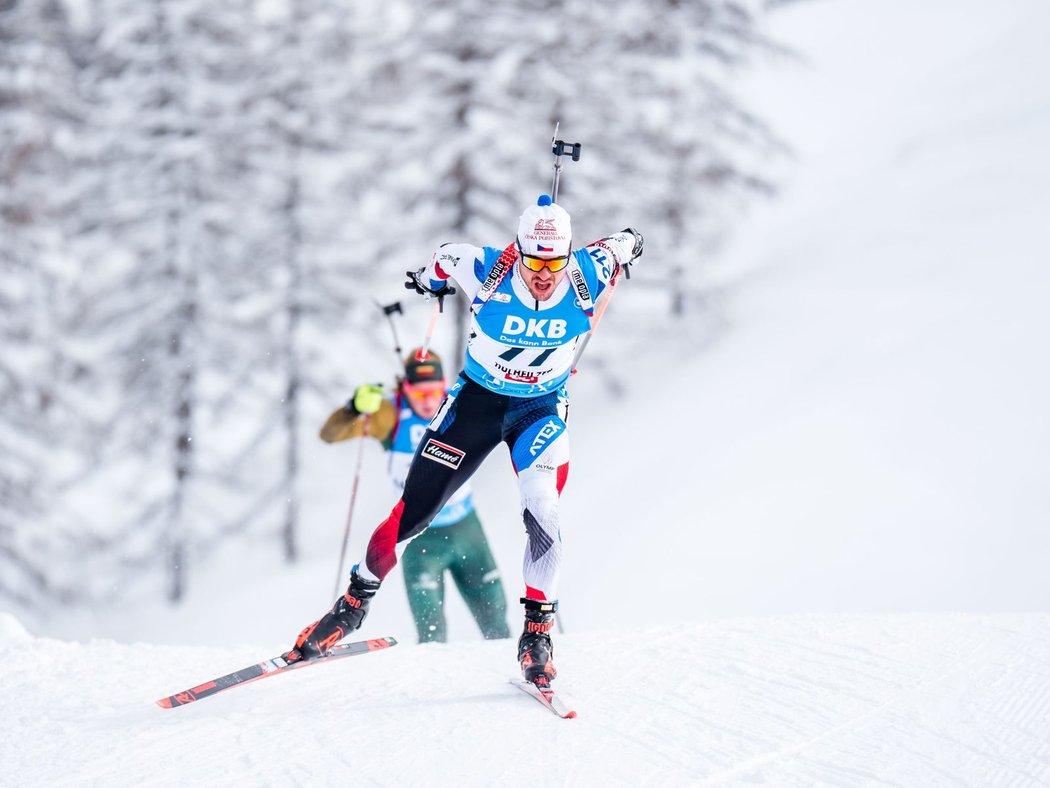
[358, 231, 637, 601]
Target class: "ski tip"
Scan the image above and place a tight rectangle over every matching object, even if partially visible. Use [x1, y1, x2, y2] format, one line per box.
[156, 689, 198, 709]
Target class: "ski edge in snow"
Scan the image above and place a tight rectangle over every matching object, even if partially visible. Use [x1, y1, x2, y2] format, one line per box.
[155, 636, 398, 709]
[510, 678, 578, 719]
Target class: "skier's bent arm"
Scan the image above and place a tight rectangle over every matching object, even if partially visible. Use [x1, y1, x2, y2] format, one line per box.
[572, 229, 643, 313]
[318, 392, 398, 443]
[405, 242, 485, 301]
[583, 230, 642, 282]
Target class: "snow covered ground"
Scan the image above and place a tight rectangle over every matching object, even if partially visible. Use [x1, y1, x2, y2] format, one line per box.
[5, 611, 1050, 786]
[7, 0, 1050, 784]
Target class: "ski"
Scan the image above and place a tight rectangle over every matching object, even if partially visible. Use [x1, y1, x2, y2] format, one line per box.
[510, 678, 578, 719]
[156, 636, 398, 709]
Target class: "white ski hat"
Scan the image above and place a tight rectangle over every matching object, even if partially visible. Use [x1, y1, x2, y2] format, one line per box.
[517, 194, 571, 257]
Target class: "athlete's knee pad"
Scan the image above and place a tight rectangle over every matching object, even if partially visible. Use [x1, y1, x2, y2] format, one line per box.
[511, 417, 569, 598]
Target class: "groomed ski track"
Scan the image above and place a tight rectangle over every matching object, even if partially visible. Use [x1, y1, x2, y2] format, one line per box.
[4, 613, 1050, 786]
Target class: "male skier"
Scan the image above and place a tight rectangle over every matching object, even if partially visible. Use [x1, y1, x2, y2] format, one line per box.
[289, 194, 643, 687]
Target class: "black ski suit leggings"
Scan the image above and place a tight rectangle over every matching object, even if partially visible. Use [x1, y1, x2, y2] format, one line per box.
[359, 375, 570, 600]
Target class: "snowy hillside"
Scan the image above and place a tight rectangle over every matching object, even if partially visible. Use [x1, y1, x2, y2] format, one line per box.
[561, 0, 1050, 627]
[5, 611, 1050, 786]
[8, 0, 1050, 784]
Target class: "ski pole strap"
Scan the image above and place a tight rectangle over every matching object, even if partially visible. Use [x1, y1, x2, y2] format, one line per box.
[470, 242, 518, 316]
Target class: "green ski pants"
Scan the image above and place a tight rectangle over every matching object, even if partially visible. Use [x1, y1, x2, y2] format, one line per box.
[400, 510, 510, 643]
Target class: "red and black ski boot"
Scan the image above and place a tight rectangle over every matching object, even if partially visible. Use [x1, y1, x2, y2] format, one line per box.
[517, 597, 557, 687]
[288, 569, 381, 661]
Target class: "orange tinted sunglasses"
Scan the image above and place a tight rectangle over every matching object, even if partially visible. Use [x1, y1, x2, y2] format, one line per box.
[405, 387, 444, 400]
[520, 253, 570, 273]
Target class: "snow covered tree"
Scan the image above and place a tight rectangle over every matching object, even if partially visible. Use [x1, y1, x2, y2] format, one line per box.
[341, 0, 785, 367]
[240, 0, 390, 561]
[60, 0, 286, 601]
[0, 0, 97, 607]
[1, 0, 785, 611]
